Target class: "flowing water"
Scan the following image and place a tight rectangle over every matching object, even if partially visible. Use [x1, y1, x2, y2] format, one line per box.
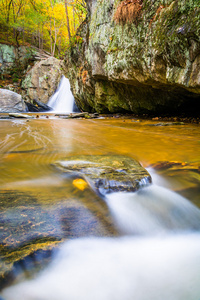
[0, 117, 200, 299]
[47, 76, 75, 113]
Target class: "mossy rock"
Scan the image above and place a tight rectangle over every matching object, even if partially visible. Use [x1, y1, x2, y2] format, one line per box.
[0, 188, 117, 288]
[54, 155, 151, 196]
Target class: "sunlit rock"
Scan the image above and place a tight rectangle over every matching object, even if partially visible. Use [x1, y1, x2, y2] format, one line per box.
[54, 155, 151, 196]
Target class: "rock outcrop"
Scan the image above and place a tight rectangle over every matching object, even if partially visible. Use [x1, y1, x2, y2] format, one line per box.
[66, 0, 200, 116]
[0, 89, 26, 113]
[0, 44, 36, 76]
[21, 57, 65, 104]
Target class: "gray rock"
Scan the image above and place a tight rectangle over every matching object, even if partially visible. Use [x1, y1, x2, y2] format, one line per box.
[54, 155, 151, 196]
[0, 89, 26, 113]
[21, 57, 66, 104]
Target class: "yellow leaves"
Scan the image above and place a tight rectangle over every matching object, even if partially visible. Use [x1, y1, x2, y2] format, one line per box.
[73, 179, 88, 191]
[0, 0, 86, 55]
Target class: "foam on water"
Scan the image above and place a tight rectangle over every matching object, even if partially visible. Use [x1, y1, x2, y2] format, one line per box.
[2, 234, 200, 300]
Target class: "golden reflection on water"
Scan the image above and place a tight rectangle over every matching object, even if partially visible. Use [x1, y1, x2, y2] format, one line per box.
[0, 118, 199, 200]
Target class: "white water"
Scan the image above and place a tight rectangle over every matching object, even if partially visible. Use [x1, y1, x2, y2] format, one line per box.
[105, 186, 200, 235]
[47, 76, 75, 113]
[2, 171, 200, 300]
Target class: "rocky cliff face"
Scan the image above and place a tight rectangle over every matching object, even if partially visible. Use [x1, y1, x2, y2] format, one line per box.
[0, 44, 35, 76]
[66, 0, 200, 116]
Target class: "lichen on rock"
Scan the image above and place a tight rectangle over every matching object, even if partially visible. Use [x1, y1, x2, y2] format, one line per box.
[66, 0, 200, 116]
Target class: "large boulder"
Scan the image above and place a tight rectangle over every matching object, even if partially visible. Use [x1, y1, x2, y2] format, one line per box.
[0, 89, 26, 113]
[21, 57, 66, 104]
[66, 0, 200, 116]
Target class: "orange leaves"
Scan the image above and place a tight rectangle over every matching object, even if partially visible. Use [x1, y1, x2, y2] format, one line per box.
[81, 70, 88, 84]
[149, 5, 165, 28]
[114, 0, 143, 25]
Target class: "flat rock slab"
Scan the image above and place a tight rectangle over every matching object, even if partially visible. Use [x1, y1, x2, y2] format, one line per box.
[54, 155, 151, 196]
[9, 113, 34, 119]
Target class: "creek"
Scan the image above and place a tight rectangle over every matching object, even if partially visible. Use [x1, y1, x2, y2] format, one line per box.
[0, 116, 200, 299]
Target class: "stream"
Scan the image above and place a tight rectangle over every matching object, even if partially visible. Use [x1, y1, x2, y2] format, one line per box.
[0, 117, 200, 299]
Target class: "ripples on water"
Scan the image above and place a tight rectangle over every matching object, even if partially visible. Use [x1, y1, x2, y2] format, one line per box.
[0, 118, 200, 299]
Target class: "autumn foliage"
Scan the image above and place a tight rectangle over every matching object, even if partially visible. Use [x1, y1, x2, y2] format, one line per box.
[114, 0, 143, 25]
[0, 0, 86, 56]
[81, 70, 88, 84]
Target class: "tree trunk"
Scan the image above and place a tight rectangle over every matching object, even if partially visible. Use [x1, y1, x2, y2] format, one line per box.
[64, 0, 71, 41]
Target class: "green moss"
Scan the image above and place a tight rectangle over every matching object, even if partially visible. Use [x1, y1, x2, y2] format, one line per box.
[65, 0, 200, 115]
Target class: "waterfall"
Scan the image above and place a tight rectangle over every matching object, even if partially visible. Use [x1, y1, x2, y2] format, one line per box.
[47, 76, 75, 113]
[2, 170, 200, 300]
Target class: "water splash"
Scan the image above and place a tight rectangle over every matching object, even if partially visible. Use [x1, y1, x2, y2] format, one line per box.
[47, 76, 75, 113]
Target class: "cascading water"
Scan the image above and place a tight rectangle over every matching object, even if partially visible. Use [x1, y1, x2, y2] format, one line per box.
[2, 169, 200, 300]
[47, 76, 75, 113]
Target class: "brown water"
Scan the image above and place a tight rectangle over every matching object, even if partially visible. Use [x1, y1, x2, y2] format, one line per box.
[0, 117, 200, 297]
[0, 118, 199, 200]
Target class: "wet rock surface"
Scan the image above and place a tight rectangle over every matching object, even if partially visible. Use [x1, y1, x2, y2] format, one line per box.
[54, 155, 152, 196]
[0, 187, 116, 289]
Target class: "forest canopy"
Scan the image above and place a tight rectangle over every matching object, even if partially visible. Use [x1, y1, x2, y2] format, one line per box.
[0, 0, 86, 56]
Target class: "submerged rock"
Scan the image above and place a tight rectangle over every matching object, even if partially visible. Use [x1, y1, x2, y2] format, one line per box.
[149, 161, 200, 206]
[0, 89, 26, 113]
[0, 187, 117, 288]
[54, 155, 151, 196]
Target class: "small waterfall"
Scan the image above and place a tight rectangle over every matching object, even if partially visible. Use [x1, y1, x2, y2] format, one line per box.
[105, 186, 200, 235]
[47, 76, 75, 113]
